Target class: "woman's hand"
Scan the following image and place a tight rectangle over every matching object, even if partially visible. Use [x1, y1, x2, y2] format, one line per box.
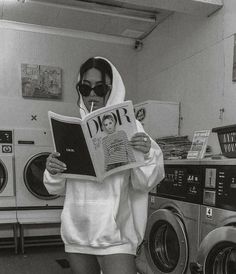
[46, 152, 67, 175]
[130, 133, 151, 154]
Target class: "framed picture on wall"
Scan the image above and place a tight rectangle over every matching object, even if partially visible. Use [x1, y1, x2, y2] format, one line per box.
[21, 63, 62, 99]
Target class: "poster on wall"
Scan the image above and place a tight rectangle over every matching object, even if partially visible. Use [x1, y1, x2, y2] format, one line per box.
[21, 63, 62, 99]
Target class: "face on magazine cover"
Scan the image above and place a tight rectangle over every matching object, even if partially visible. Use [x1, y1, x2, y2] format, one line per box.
[81, 68, 111, 111]
[102, 115, 116, 134]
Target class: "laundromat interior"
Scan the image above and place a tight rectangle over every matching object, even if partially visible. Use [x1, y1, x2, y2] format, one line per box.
[2, 0, 236, 273]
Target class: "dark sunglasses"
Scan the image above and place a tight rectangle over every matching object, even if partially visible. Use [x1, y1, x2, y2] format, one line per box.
[76, 82, 111, 97]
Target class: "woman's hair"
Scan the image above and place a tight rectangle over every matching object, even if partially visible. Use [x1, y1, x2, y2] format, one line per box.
[79, 57, 113, 84]
[102, 114, 117, 125]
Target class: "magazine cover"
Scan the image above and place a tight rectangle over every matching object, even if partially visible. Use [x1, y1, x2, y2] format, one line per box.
[187, 130, 211, 159]
[48, 101, 144, 182]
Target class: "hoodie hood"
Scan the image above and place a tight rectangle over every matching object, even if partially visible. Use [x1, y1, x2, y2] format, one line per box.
[77, 57, 125, 118]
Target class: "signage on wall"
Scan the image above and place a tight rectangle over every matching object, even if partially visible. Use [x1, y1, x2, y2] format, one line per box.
[135, 107, 146, 122]
[21, 63, 62, 99]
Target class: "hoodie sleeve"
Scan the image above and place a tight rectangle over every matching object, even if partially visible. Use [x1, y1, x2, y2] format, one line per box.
[43, 169, 66, 195]
[130, 121, 165, 192]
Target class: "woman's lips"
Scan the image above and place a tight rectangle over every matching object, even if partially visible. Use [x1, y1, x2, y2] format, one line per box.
[89, 100, 99, 107]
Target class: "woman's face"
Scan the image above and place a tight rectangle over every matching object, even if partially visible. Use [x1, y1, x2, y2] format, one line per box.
[81, 68, 111, 112]
[103, 118, 116, 134]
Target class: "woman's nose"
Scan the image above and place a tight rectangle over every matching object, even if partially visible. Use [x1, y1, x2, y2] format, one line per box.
[90, 89, 96, 96]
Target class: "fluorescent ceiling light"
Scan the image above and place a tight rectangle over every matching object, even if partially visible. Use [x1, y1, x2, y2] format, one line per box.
[28, 0, 157, 22]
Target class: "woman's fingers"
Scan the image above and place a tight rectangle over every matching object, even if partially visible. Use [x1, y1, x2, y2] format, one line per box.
[46, 152, 67, 175]
[130, 133, 151, 154]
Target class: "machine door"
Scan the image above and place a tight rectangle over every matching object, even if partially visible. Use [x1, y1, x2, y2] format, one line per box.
[0, 159, 7, 194]
[0, 155, 14, 196]
[191, 226, 236, 274]
[24, 152, 59, 200]
[145, 208, 188, 274]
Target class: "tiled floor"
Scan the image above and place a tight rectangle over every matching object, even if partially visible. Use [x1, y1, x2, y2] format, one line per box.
[0, 245, 72, 274]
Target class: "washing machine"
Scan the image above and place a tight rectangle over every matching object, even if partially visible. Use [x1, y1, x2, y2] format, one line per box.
[14, 128, 64, 224]
[0, 129, 16, 221]
[190, 159, 236, 274]
[0, 129, 18, 252]
[136, 160, 204, 274]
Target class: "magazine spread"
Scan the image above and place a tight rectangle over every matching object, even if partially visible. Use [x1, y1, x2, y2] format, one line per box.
[48, 101, 144, 182]
[187, 130, 211, 159]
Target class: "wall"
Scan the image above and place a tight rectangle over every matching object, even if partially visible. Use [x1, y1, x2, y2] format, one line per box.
[2, 2, 235, 152]
[136, 0, 236, 154]
[0, 23, 137, 129]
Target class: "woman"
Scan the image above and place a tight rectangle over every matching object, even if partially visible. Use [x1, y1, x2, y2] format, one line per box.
[44, 57, 164, 274]
[101, 113, 136, 171]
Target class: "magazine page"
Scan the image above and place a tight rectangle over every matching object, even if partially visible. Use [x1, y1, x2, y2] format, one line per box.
[48, 111, 97, 181]
[187, 130, 211, 159]
[83, 100, 144, 181]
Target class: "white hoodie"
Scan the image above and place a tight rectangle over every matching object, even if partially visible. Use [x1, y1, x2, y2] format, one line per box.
[43, 57, 164, 255]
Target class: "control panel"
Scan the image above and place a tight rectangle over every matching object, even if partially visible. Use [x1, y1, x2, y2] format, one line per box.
[203, 165, 236, 211]
[0, 130, 13, 154]
[155, 165, 204, 204]
[149, 161, 236, 209]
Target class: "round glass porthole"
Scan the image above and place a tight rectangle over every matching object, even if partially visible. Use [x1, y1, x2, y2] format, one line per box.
[149, 220, 180, 272]
[205, 242, 236, 274]
[146, 209, 188, 274]
[24, 152, 59, 200]
[0, 159, 7, 194]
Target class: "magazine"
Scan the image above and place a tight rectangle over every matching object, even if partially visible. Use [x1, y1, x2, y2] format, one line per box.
[48, 101, 144, 182]
[187, 130, 211, 159]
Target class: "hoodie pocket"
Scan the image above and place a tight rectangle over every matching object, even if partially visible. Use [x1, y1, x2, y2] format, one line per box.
[61, 200, 122, 247]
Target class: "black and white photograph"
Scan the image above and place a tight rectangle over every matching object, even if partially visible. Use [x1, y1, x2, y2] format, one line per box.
[2, 0, 236, 274]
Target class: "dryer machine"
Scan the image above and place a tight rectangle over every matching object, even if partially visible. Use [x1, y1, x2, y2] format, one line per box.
[14, 128, 64, 224]
[0, 129, 18, 252]
[0, 129, 16, 223]
[136, 160, 204, 274]
[190, 159, 236, 274]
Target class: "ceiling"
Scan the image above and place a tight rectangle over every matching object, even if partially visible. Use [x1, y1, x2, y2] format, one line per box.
[0, 0, 223, 40]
